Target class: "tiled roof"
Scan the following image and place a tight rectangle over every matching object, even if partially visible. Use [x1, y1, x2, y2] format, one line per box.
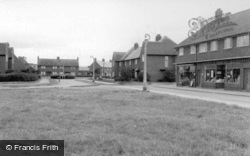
[112, 52, 126, 61]
[79, 66, 89, 71]
[124, 47, 141, 60]
[177, 9, 250, 47]
[96, 61, 112, 68]
[38, 58, 79, 66]
[143, 37, 177, 55]
[120, 47, 134, 61]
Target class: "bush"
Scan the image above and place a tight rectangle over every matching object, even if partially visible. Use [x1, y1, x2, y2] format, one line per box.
[138, 72, 150, 82]
[0, 72, 40, 82]
[160, 69, 176, 82]
[50, 75, 60, 79]
[114, 67, 133, 82]
[65, 75, 75, 79]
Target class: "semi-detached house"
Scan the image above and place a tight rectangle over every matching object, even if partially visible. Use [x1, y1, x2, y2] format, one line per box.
[112, 35, 177, 81]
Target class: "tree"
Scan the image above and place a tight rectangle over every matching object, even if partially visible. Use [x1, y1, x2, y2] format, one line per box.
[160, 69, 176, 82]
[115, 67, 133, 81]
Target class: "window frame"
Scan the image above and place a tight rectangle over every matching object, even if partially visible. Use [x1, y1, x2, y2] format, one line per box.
[210, 41, 218, 51]
[179, 48, 184, 56]
[237, 34, 249, 47]
[199, 43, 208, 53]
[224, 37, 233, 49]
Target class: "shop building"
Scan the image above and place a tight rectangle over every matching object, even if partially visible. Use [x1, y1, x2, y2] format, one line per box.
[176, 9, 250, 91]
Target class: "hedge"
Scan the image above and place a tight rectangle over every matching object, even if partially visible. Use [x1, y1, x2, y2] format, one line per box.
[0, 72, 40, 82]
[50, 74, 75, 79]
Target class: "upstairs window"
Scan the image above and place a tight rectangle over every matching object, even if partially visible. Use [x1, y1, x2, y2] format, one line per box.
[142, 55, 144, 62]
[71, 67, 76, 69]
[119, 62, 121, 66]
[199, 43, 207, 53]
[190, 46, 196, 54]
[41, 66, 46, 69]
[129, 60, 131, 65]
[224, 38, 233, 49]
[237, 35, 249, 47]
[60, 66, 64, 69]
[210, 41, 218, 51]
[135, 59, 138, 65]
[179, 48, 184, 56]
[165, 56, 169, 68]
[53, 66, 57, 69]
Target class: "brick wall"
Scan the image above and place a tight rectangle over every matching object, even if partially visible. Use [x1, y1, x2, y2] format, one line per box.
[0, 56, 7, 73]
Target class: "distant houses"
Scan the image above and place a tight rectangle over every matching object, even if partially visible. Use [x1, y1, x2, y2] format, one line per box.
[112, 34, 177, 81]
[37, 57, 79, 76]
[89, 60, 112, 77]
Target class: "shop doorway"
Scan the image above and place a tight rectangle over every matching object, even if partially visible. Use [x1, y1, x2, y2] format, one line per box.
[244, 69, 250, 91]
[196, 70, 201, 87]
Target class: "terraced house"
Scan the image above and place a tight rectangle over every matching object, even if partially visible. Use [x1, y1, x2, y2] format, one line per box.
[112, 35, 177, 81]
[89, 60, 112, 77]
[37, 57, 79, 76]
[176, 9, 250, 91]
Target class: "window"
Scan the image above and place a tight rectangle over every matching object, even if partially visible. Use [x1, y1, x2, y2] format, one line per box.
[129, 60, 131, 65]
[237, 35, 249, 47]
[60, 66, 64, 69]
[41, 66, 46, 69]
[52, 72, 57, 75]
[71, 67, 76, 69]
[226, 68, 240, 83]
[179, 48, 184, 56]
[60, 72, 64, 75]
[165, 56, 169, 67]
[210, 41, 218, 51]
[119, 62, 121, 66]
[53, 66, 57, 69]
[71, 72, 75, 76]
[199, 43, 208, 53]
[142, 55, 144, 62]
[135, 59, 138, 65]
[41, 72, 46, 75]
[205, 69, 216, 82]
[190, 46, 196, 54]
[125, 61, 127, 66]
[224, 38, 233, 49]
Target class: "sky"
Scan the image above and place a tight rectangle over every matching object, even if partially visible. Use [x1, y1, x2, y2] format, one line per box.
[0, 0, 249, 66]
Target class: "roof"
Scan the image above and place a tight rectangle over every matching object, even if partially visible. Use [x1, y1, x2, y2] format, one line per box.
[79, 66, 89, 71]
[120, 47, 134, 61]
[177, 9, 250, 47]
[145, 37, 177, 55]
[38, 58, 79, 66]
[112, 52, 126, 61]
[96, 61, 112, 68]
[124, 47, 141, 60]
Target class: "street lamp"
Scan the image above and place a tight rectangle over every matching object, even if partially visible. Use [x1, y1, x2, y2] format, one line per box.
[90, 56, 96, 82]
[102, 58, 105, 78]
[143, 34, 150, 92]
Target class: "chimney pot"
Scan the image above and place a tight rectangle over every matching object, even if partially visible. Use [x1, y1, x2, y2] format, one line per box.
[134, 43, 139, 50]
[156, 34, 162, 41]
[57, 57, 60, 60]
[215, 8, 223, 19]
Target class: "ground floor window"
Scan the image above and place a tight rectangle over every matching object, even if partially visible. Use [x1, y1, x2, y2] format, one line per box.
[52, 72, 57, 75]
[205, 69, 216, 82]
[226, 68, 240, 83]
[179, 65, 195, 86]
[41, 72, 46, 75]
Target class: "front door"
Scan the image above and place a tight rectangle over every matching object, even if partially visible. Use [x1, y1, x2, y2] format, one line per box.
[196, 70, 201, 87]
[244, 69, 250, 91]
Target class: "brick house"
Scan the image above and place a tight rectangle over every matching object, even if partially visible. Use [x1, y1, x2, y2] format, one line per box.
[37, 57, 79, 76]
[0, 43, 30, 73]
[112, 35, 177, 81]
[175, 9, 250, 91]
[78, 66, 91, 77]
[111, 52, 126, 78]
[89, 60, 112, 77]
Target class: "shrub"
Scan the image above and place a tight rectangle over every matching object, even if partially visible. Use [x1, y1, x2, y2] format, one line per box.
[0, 72, 39, 82]
[65, 75, 75, 79]
[50, 75, 60, 79]
[138, 72, 150, 82]
[160, 69, 176, 82]
[120, 67, 133, 81]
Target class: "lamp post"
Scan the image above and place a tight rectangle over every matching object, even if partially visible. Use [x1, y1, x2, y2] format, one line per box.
[143, 34, 150, 92]
[102, 58, 105, 78]
[90, 56, 96, 82]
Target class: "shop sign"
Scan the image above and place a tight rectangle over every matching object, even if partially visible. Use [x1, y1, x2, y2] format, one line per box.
[188, 13, 237, 40]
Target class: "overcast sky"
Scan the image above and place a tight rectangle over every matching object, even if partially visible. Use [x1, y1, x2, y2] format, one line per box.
[0, 0, 249, 66]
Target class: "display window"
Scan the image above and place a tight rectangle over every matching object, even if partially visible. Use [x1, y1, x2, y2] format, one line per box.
[226, 68, 240, 83]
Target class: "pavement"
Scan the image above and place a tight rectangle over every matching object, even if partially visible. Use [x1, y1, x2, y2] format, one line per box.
[1, 78, 249, 108]
[114, 82, 250, 109]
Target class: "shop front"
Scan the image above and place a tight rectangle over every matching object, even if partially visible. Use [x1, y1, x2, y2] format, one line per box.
[177, 64, 196, 87]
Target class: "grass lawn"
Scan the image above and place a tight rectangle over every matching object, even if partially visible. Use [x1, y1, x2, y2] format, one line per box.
[0, 86, 249, 156]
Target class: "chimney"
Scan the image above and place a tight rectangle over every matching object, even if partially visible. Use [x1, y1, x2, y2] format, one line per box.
[109, 59, 112, 62]
[156, 34, 162, 42]
[134, 43, 139, 50]
[57, 57, 60, 60]
[215, 8, 223, 20]
[77, 57, 79, 61]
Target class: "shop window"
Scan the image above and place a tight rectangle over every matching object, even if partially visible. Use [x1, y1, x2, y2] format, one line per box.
[179, 66, 195, 86]
[179, 48, 184, 56]
[237, 35, 249, 47]
[224, 38, 233, 49]
[216, 65, 225, 83]
[190, 46, 196, 54]
[199, 43, 207, 53]
[210, 41, 218, 51]
[205, 69, 216, 82]
[226, 68, 240, 83]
